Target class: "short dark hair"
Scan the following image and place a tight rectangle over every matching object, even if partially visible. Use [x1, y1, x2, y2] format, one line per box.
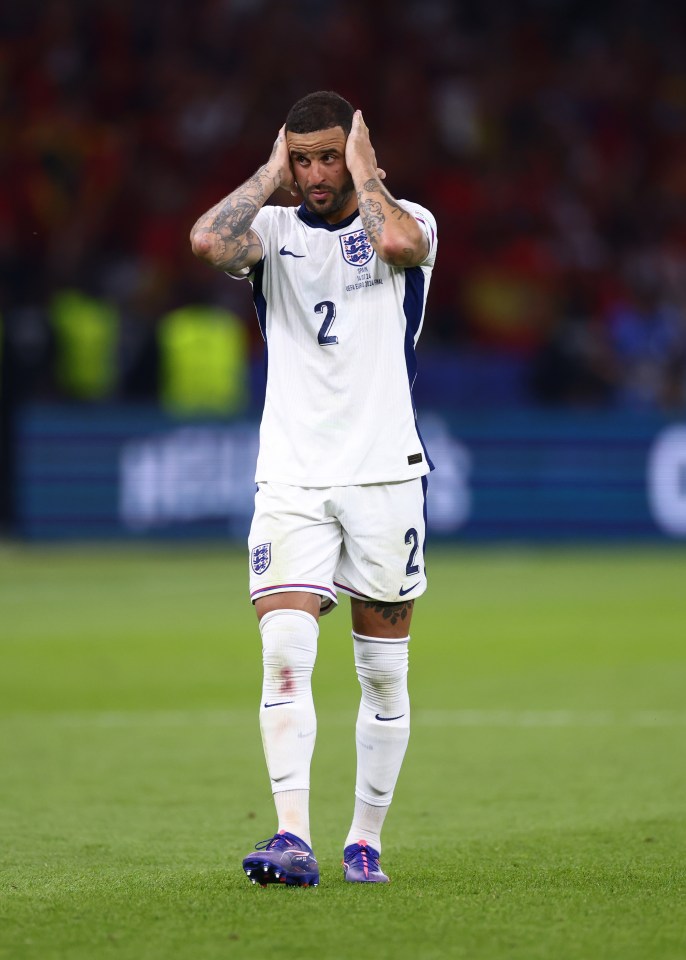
[285, 91, 355, 137]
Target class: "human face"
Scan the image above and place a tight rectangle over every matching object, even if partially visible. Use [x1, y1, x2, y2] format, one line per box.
[286, 126, 356, 223]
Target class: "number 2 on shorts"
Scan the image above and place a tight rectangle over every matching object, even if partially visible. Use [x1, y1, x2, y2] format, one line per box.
[405, 527, 420, 576]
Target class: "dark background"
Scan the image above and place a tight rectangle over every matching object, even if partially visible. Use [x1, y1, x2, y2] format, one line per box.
[2, 0, 686, 533]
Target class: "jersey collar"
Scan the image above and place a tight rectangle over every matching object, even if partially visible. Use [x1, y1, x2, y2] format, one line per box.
[297, 204, 360, 231]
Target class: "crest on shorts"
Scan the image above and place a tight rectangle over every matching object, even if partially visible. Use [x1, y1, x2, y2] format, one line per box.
[251, 542, 271, 575]
[340, 229, 374, 266]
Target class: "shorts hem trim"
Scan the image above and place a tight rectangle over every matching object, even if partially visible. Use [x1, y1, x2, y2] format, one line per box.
[250, 582, 337, 602]
[334, 579, 427, 603]
[333, 580, 369, 600]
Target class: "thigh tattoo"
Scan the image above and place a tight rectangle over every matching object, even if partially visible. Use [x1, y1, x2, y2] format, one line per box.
[361, 600, 414, 626]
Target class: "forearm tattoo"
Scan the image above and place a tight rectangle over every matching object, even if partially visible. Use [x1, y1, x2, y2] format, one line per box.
[357, 177, 411, 245]
[363, 178, 382, 193]
[210, 188, 262, 236]
[195, 168, 273, 271]
[358, 198, 386, 243]
[361, 600, 414, 626]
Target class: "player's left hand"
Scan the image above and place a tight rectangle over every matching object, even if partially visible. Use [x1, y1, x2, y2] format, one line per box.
[345, 110, 386, 182]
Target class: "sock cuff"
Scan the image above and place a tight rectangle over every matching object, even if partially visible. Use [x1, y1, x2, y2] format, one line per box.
[272, 780, 311, 794]
[354, 789, 393, 807]
[260, 608, 319, 636]
[352, 631, 410, 644]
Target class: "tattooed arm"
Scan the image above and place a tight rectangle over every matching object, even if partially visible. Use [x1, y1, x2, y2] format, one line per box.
[345, 111, 429, 268]
[190, 125, 296, 274]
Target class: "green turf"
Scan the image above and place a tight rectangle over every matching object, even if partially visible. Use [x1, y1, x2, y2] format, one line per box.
[1, 545, 685, 960]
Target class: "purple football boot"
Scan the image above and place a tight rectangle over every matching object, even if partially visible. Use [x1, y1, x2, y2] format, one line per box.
[243, 831, 319, 887]
[342, 840, 389, 883]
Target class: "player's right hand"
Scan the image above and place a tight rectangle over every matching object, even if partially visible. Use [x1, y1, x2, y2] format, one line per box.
[269, 125, 299, 197]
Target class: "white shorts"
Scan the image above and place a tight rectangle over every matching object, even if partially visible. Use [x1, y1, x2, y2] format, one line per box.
[248, 478, 428, 609]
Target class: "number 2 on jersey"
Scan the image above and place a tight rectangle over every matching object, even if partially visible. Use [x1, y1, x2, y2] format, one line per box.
[404, 528, 420, 576]
[315, 300, 338, 346]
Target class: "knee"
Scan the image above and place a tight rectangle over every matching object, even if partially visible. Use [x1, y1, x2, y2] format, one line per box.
[352, 634, 409, 713]
[260, 609, 319, 683]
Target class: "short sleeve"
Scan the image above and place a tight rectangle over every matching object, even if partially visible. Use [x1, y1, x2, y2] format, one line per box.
[398, 200, 438, 267]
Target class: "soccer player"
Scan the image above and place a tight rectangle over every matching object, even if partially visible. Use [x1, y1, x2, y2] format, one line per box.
[190, 91, 437, 886]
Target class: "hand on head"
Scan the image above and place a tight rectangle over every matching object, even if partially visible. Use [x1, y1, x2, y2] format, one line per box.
[270, 124, 299, 196]
[346, 110, 386, 183]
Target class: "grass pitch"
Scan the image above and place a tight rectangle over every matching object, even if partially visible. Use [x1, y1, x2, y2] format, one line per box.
[1, 544, 685, 960]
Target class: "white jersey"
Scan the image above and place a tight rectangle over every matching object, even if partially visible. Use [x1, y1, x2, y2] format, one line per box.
[240, 200, 437, 486]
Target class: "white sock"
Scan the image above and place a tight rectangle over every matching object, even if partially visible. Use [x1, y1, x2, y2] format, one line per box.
[344, 797, 388, 852]
[345, 632, 410, 851]
[258, 609, 318, 846]
[273, 790, 312, 848]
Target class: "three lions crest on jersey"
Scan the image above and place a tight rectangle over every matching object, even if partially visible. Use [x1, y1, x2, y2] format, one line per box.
[340, 229, 374, 266]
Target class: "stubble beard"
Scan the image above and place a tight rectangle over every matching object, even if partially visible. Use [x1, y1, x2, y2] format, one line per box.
[303, 174, 355, 219]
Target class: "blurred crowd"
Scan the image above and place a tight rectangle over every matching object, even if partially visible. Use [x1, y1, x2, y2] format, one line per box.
[3, 0, 686, 411]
